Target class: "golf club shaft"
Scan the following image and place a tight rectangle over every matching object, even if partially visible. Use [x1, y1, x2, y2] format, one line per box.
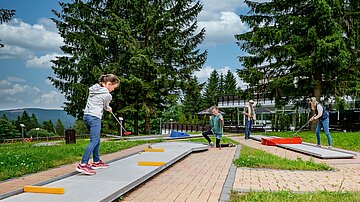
[293, 115, 315, 136]
[110, 112, 127, 132]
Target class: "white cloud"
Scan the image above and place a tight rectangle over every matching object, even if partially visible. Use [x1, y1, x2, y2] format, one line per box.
[0, 78, 65, 110]
[37, 18, 58, 32]
[197, 0, 250, 46]
[0, 18, 63, 53]
[194, 66, 247, 89]
[0, 45, 34, 60]
[6, 76, 26, 83]
[194, 66, 214, 83]
[198, 0, 246, 21]
[198, 12, 249, 46]
[33, 91, 65, 105]
[0, 18, 65, 70]
[0, 83, 40, 96]
[26, 53, 59, 68]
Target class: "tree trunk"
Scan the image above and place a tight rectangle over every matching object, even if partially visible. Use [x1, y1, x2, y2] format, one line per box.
[311, 72, 322, 131]
[314, 71, 322, 101]
[145, 114, 151, 135]
[134, 103, 139, 136]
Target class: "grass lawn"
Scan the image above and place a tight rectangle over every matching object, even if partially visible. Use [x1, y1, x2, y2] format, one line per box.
[0, 138, 162, 181]
[230, 190, 360, 202]
[234, 145, 333, 171]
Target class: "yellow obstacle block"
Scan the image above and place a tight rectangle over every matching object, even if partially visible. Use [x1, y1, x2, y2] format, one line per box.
[24, 186, 65, 194]
[144, 148, 164, 152]
[138, 161, 166, 166]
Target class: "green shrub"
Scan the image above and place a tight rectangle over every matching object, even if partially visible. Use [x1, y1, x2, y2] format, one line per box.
[27, 128, 56, 137]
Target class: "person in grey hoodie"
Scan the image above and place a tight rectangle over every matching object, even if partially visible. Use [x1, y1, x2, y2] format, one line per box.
[76, 74, 120, 175]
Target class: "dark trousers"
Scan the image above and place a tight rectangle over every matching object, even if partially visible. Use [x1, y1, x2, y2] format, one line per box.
[202, 130, 232, 148]
[202, 130, 213, 144]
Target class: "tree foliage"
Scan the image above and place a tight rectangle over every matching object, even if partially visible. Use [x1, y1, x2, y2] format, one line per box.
[0, 8, 15, 24]
[224, 70, 238, 96]
[0, 8, 15, 48]
[182, 76, 204, 119]
[55, 119, 65, 136]
[236, 0, 359, 107]
[50, 0, 207, 135]
[0, 118, 19, 139]
[43, 120, 55, 133]
[203, 70, 220, 107]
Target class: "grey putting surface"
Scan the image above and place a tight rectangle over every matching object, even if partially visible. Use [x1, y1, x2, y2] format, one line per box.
[3, 142, 207, 202]
[251, 135, 356, 159]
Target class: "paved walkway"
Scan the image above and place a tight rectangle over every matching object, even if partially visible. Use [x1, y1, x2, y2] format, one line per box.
[230, 136, 360, 192]
[123, 147, 237, 202]
[2, 135, 360, 201]
[0, 143, 150, 195]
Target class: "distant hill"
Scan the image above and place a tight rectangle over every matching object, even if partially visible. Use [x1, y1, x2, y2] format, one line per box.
[0, 108, 76, 129]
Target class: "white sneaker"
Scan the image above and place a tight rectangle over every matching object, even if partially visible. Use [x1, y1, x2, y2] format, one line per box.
[328, 146, 332, 149]
[209, 142, 214, 147]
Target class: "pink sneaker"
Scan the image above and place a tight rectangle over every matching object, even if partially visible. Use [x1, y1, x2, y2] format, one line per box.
[91, 160, 109, 170]
[76, 164, 96, 175]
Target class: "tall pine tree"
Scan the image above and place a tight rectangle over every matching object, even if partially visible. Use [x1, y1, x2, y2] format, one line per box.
[203, 70, 220, 107]
[51, 0, 207, 135]
[55, 119, 65, 136]
[224, 70, 237, 96]
[182, 76, 204, 119]
[236, 0, 356, 106]
[223, 70, 238, 123]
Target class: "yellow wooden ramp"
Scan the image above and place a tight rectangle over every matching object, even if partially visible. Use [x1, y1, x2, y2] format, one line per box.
[144, 148, 164, 152]
[24, 186, 64, 194]
[138, 161, 166, 166]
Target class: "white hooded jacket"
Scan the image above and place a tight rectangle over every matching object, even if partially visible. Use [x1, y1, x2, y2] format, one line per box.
[83, 84, 112, 119]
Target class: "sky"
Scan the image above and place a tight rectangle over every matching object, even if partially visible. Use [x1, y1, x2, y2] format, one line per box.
[0, 0, 263, 110]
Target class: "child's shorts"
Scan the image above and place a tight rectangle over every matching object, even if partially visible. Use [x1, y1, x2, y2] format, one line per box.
[215, 133, 222, 139]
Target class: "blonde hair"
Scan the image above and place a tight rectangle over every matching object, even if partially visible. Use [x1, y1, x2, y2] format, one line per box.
[211, 106, 218, 110]
[309, 97, 317, 110]
[98, 74, 120, 86]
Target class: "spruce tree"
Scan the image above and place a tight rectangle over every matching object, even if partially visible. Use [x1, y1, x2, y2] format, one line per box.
[218, 73, 225, 96]
[224, 70, 237, 96]
[0, 118, 18, 139]
[20, 111, 31, 130]
[55, 119, 65, 136]
[203, 70, 220, 107]
[29, 114, 40, 130]
[50, 0, 207, 135]
[339, 0, 360, 97]
[236, 0, 356, 105]
[223, 70, 238, 123]
[0, 8, 15, 48]
[43, 120, 55, 134]
[182, 76, 203, 119]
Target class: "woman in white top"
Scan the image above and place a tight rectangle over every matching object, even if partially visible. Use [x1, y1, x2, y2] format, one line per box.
[309, 97, 332, 148]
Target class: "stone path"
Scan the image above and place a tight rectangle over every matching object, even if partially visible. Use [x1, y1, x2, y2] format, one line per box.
[122, 146, 237, 202]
